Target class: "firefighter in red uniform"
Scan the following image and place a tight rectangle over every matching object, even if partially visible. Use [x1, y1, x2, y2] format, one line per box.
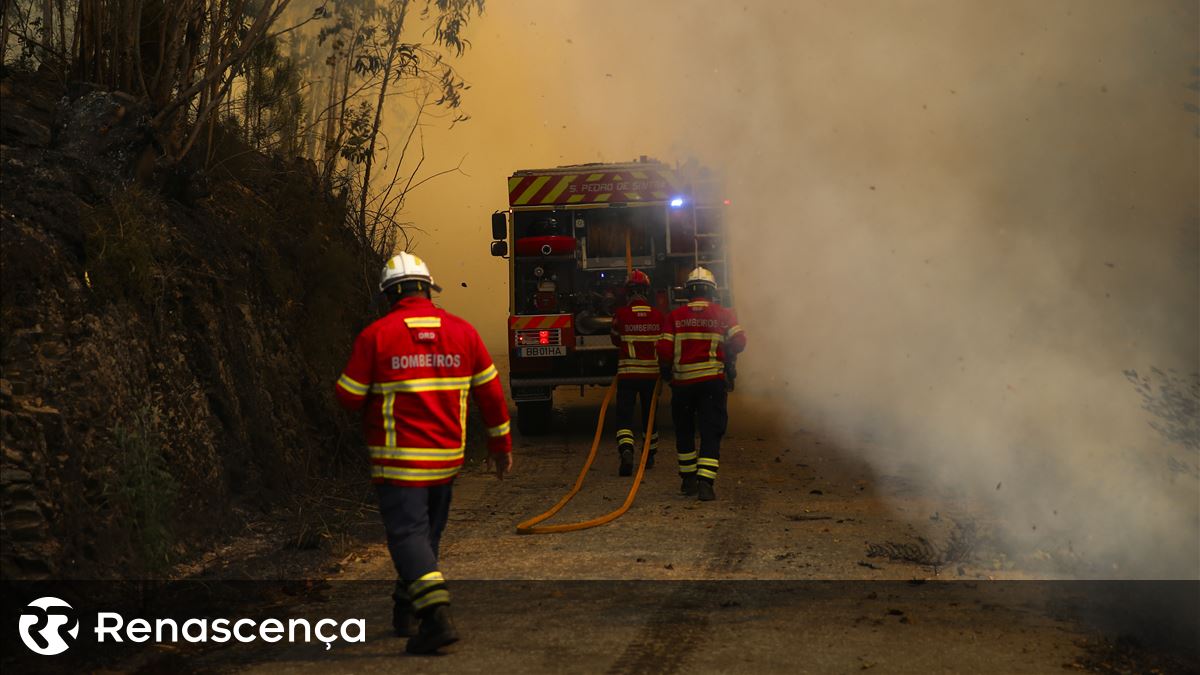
[658, 267, 746, 501]
[335, 252, 512, 655]
[610, 270, 664, 475]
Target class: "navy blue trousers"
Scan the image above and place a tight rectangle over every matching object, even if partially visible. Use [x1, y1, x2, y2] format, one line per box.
[670, 378, 728, 481]
[377, 482, 453, 585]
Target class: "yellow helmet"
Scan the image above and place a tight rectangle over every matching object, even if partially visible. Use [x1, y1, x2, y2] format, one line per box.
[380, 252, 442, 293]
[685, 266, 717, 290]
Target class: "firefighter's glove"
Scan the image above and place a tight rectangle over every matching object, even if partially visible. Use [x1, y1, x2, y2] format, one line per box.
[659, 364, 673, 382]
[489, 451, 512, 480]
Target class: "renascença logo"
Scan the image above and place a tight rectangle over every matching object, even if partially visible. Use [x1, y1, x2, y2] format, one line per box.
[16, 597, 365, 655]
[19, 597, 80, 655]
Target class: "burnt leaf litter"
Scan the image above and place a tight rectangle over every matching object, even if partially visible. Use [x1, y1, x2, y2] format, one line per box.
[865, 520, 980, 575]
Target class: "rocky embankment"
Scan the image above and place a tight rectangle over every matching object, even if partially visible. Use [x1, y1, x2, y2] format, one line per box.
[0, 72, 382, 578]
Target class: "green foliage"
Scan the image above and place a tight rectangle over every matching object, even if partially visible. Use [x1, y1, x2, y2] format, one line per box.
[83, 185, 172, 306]
[339, 100, 377, 165]
[424, 0, 486, 56]
[109, 406, 179, 575]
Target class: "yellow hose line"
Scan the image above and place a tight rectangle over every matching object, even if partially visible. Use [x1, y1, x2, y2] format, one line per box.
[516, 378, 662, 535]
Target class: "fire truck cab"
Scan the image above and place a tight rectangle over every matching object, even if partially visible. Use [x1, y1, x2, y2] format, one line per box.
[489, 157, 731, 435]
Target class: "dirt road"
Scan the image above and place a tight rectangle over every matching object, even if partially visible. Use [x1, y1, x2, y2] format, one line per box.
[129, 388, 1194, 673]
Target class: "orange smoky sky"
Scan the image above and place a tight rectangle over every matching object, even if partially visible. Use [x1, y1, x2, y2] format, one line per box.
[400, 0, 1197, 353]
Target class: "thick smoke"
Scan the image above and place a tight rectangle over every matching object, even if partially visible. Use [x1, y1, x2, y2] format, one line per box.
[692, 1, 1198, 578]
[403, 1, 1199, 577]
[582, 0, 1197, 578]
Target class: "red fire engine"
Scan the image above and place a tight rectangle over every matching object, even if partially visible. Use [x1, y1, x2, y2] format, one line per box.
[489, 157, 731, 434]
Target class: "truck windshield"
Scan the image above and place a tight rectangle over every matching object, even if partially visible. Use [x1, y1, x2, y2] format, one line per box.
[580, 206, 658, 269]
[511, 207, 660, 267]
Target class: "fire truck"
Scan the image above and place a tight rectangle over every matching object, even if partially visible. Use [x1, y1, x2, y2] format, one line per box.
[489, 157, 732, 435]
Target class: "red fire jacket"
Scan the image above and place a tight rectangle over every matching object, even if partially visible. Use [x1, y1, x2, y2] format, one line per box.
[658, 299, 746, 385]
[610, 299, 665, 380]
[335, 297, 512, 487]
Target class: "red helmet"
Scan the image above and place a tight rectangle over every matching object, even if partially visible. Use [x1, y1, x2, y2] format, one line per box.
[625, 270, 651, 289]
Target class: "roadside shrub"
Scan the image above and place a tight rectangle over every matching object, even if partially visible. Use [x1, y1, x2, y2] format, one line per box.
[108, 405, 179, 575]
[83, 185, 172, 306]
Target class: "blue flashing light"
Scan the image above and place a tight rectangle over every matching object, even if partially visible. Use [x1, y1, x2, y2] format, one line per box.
[669, 197, 684, 208]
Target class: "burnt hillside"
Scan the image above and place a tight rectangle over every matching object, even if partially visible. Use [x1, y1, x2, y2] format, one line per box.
[0, 72, 384, 578]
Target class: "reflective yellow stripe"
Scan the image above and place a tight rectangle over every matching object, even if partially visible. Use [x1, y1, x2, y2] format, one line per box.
[675, 332, 721, 341]
[676, 367, 722, 376]
[471, 364, 498, 387]
[616, 429, 634, 439]
[676, 361, 723, 373]
[544, 176, 574, 203]
[515, 176, 551, 205]
[677, 451, 698, 462]
[487, 420, 511, 437]
[687, 301, 710, 309]
[372, 465, 461, 481]
[409, 571, 445, 594]
[459, 389, 469, 447]
[411, 589, 450, 610]
[369, 445, 464, 460]
[372, 377, 471, 393]
[697, 458, 720, 468]
[618, 366, 661, 374]
[383, 393, 396, 446]
[337, 374, 369, 395]
[697, 468, 718, 480]
[726, 325, 744, 339]
[675, 371, 723, 382]
[621, 335, 661, 342]
[709, 336, 719, 360]
[403, 316, 443, 328]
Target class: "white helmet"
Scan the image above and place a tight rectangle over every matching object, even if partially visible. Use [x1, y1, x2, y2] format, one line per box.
[380, 252, 442, 293]
[685, 266, 717, 289]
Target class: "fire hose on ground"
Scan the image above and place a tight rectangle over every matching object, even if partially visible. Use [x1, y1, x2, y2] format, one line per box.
[515, 377, 662, 535]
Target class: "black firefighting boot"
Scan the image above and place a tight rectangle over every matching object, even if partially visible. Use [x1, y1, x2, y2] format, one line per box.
[680, 473, 698, 496]
[392, 591, 419, 637]
[406, 605, 459, 655]
[618, 443, 634, 477]
[697, 479, 716, 502]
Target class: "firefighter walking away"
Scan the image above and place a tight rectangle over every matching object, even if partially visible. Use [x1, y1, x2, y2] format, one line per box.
[335, 252, 513, 655]
[610, 270, 664, 476]
[659, 267, 746, 501]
